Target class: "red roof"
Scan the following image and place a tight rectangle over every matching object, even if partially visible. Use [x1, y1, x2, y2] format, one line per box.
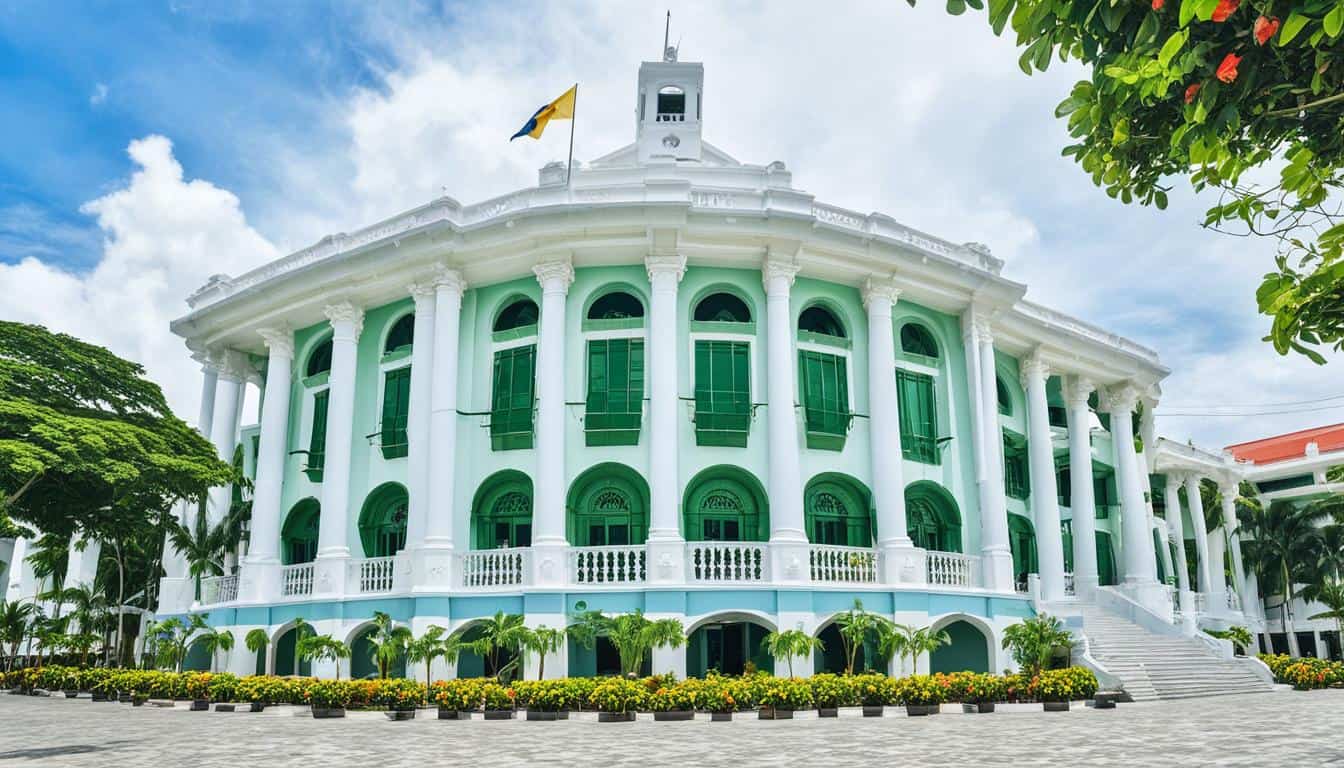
[1225, 422, 1344, 465]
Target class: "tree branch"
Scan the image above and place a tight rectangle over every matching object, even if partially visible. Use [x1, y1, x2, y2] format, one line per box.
[1263, 92, 1344, 118]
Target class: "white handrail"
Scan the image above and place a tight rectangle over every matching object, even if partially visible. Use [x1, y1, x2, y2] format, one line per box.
[353, 556, 396, 594]
[570, 545, 645, 584]
[280, 563, 314, 597]
[461, 548, 529, 588]
[808, 545, 878, 584]
[926, 551, 980, 588]
[687, 542, 767, 583]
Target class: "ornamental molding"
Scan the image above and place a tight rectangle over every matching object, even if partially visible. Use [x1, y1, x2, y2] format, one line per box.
[432, 265, 467, 296]
[1062, 376, 1096, 410]
[533, 259, 575, 292]
[1102, 384, 1139, 415]
[645, 253, 687, 283]
[761, 258, 800, 292]
[323, 301, 365, 340]
[1018, 349, 1050, 389]
[257, 327, 295, 360]
[973, 317, 995, 345]
[215, 349, 252, 382]
[407, 281, 437, 304]
[861, 277, 900, 311]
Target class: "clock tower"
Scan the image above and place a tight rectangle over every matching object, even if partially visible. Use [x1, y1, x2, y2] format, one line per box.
[635, 45, 704, 164]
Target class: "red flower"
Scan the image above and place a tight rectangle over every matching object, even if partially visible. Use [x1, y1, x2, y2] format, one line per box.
[1151, 0, 1164, 9]
[1184, 83, 1202, 103]
[1216, 52, 1242, 83]
[1254, 15, 1280, 44]
[1211, 0, 1239, 22]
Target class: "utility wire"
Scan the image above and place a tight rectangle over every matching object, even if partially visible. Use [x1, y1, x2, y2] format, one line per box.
[1158, 402, 1344, 417]
[1160, 392, 1344, 409]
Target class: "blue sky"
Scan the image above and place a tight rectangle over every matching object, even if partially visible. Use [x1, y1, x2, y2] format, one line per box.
[0, 0, 1338, 448]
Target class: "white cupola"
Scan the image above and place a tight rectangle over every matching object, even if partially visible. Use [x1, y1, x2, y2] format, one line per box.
[635, 44, 704, 164]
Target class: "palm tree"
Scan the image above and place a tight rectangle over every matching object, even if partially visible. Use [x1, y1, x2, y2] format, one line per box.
[904, 625, 952, 673]
[297, 634, 350, 680]
[405, 625, 462, 688]
[197, 627, 234, 673]
[471, 612, 530, 681]
[167, 504, 241, 601]
[520, 626, 565, 680]
[26, 534, 68, 617]
[834, 600, 894, 675]
[1001, 614, 1073, 676]
[287, 618, 311, 677]
[761, 629, 824, 677]
[599, 611, 685, 677]
[56, 584, 107, 637]
[245, 628, 269, 674]
[31, 613, 69, 667]
[0, 600, 34, 671]
[1240, 500, 1326, 657]
[1307, 580, 1344, 650]
[363, 611, 412, 679]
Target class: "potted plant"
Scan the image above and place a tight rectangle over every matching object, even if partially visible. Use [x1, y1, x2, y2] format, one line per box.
[809, 673, 856, 717]
[758, 677, 813, 720]
[951, 672, 1003, 714]
[648, 681, 695, 721]
[480, 682, 517, 720]
[857, 674, 891, 717]
[897, 674, 947, 716]
[61, 668, 80, 698]
[1034, 667, 1097, 712]
[184, 672, 213, 711]
[431, 678, 483, 719]
[589, 677, 645, 722]
[377, 678, 424, 721]
[308, 679, 352, 718]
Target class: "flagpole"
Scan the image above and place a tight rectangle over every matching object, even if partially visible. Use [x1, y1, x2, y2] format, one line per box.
[566, 83, 578, 187]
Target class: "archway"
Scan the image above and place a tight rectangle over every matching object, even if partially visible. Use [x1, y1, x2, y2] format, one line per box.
[281, 498, 320, 565]
[804, 473, 873, 547]
[682, 466, 769, 542]
[471, 471, 534, 549]
[929, 618, 992, 674]
[566, 463, 650, 546]
[349, 622, 407, 680]
[905, 481, 962, 552]
[812, 617, 883, 675]
[1009, 513, 1038, 589]
[273, 623, 315, 676]
[686, 614, 774, 677]
[566, 633, 651, 677]
[182, 637, 211, 672]
[358, 483, 409, 558]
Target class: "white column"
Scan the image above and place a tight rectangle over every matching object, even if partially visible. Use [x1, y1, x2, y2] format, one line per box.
[404, 283, 437, 551]
[1220, 480, 1259, 617]
[531, 260, 574, 586]
[1105, 385, 1160, 592]
[1184, 474, 1213, 598]
[865, 279, 920, 584]
[974, 320, 1014, 591]
[422, 268, 465, 586]
[1155, 521, 1175, 587]
[645, 254, 686, 583]
[1063, 376, 1099, 596]
[196, 360, 219, 440]
[205, 352, 246, 527]
[238, 328, 294, 602]
[763, 258, 807, 583]
[1164, 474, 1194, 616]
[1020, 352, 1066, 602]
[314, 301, 363, 597]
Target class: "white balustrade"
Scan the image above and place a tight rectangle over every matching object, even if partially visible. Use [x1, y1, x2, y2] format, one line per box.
[926, 551, 980, 589]
[1226, 590, 1242, 612]
[687, 542, 767, 583]
[1192, 592, 1208, 614]
[280, 563, 314, 597]
[1064, 572, 1076, 596]
[571, 546, 646, 585]
[353, 556, 396, 594]
[200, 574, 238, 605]
[808, 545, 878, 584]
[461, 548, 530, 588]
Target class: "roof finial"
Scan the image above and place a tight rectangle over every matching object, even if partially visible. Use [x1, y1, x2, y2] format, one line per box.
[663, 11, 677, 62]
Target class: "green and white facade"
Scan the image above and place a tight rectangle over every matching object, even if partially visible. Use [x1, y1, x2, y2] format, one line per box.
[152, 53, 1189, 681]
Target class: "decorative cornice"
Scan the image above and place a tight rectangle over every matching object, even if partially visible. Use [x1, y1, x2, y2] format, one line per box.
[861, 277, 900, 311]
[1062, 376, 1095, 410]
[645, 253, 687, 283]
[761, 258, 800, 293]
[257, 327, 295, 360]
[533, 260, 574, 292]
[323, 301, 365, 340]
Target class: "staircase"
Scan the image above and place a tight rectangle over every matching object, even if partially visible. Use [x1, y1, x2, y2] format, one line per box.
[1082, 607, 1273, 701]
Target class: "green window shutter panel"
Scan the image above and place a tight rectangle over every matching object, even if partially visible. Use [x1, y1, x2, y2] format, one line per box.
[693, 340, 751, 447]
[380, 366, 411, 459]
[491, 345, 536, 450]
[896, 369, 939, 464]
[305, 390, 329, 482]
[584, 339, 644, 446]
[799, 350, 850, 451]
[1003, 434, 1031, 500]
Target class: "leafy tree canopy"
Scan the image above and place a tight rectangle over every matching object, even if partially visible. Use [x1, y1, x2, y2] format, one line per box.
[920, 0, 1344, 362]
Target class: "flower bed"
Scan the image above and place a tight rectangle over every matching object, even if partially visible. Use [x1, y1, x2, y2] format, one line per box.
[1259, 653, 1344, 690]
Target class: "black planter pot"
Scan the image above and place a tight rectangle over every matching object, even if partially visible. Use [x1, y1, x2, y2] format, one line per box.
[598, 711, 635, 723]
[214, 703, 237, 712]
[862, 705, 884, 717]
[483, 709, 515, 721]
[63, 690, 79, 698]
[653, 710, 694, 721]
[906, 704, 939, 717]
[91, 691, 108, 702]
[250, 703, 267, 713]
[961, 702, 996, 714]
[437, 707, 465, 719]
[190, 700, 210, 712]
[312, 707, 346, 719]
[710, 711, 733, 722]
[1043, 701, 1070, 712]
[758, 707, 794, 720]
[117, 693, 132, 704]
[556, 710, 570, 720]
[385, 709, 416, 721]
[1092, 693, 1118, 710]
[526, 710, 562, 721]
[817, 707, 839, 718]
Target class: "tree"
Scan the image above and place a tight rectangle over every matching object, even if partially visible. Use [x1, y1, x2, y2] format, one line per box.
[470, 612, 530, 681]
[149, 614, 209, 672]
[519, 626, 565, 680]
[363, 611, 412, 680]
[63, 631, 100, 668]
[167, 504, 242, 603]
[26, 534, 68, 615]
[56, 583, 107, 638]
[834, 600, 895, 675]
[30, 613, 69, 667]
[297, 634, 350, 680]
[568, 610, 685, 677]
[1240, 499, 1326, 656]
[245, 628, 269, 674]
[0, 599, 34, 671]
[287, 618, 311, 677]
[405, 625, 463, 689]
[1002, 614, 1074, 676]
[1307, 579, 1344, 644]
[197, 627, 234, 673]
[917, 0, 1344, 361]
[761, 629, 824, 677]
[886, 624, 953, 675]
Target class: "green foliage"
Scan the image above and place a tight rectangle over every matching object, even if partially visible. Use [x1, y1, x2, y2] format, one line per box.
[761, 628, 825, 677]
[1002, 613, 1074, 676]
[757, 676, 816, 709]
[519, 625, 565, 681]
[587, 677, 647, 713]
[1205, 624, 1256, 651]
[568, 609, 686, 677]
[362, 611, 412, 680]
[834, 600, 895, 675]
[916, 0, 1344, 361]
[297, 634, 351, 680]
[1032, 667, 1100, 702]
[0, 599, 35, 671]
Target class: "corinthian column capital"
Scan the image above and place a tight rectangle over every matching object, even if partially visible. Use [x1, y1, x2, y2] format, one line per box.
[257, 327, 295, 359]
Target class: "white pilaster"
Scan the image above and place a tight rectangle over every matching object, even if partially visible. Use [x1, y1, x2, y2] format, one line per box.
[645, 254, 687, 584]
[531, 260, 574, 586]
[1184, 474, 1213, 598]
[973, 320, 1013, 591]
[865, 279, 920, 584]
[238, 327, 294, 603]
[763, 257, 807, 583]
[1105, 385, 1162, 604]
[422, 268, 465, 588]
[1063, 376, 1099, 596]
[404, 282, 437, 551]
[313, 301, 363, 598]
[1021, 352, 1066, 602]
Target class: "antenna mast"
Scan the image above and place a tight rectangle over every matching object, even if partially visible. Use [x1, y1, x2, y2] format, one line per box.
[663, 11, 670, 56]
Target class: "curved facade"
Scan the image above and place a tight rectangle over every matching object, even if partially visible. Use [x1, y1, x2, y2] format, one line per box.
[155, 54, 1187, 680]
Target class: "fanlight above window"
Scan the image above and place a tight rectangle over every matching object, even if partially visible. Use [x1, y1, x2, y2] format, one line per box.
[693, 292, 751, 324]
[494, 298, 539, 333]
[798, 306, 845, 338]
[900, 324, 938, 358]
[587, 291, 645, 320]
[306, 339, 333, 378]
[384, 314, 414, 354]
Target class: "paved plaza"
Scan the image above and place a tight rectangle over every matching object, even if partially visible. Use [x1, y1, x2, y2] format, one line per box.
[1, 689, 1340, 766]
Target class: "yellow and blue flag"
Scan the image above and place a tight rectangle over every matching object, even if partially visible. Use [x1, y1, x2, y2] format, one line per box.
[510, 85, 577, 141]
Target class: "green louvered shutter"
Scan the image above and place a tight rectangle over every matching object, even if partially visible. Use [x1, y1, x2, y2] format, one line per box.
[491, 345, 536, 450]
[305, 390, 329, 482]
[800, 350, 850, 450]
[585, 338, 644, 446]
[380, 366, 411, 459]
[896, 369, 939, 464]
[694, 340, 750, 447]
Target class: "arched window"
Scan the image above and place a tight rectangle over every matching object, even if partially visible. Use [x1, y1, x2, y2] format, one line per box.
[905, 481, 962, 553]
[693, 292, 751, 323]
[494, 297, 539, 333]
[996, 377, 1012, 416]
[657, 85, 686, 121]
[804, 476, 873, 548]
[358, 483, 408, 558]
[900, 323, 939, 358]
[798, 306, 846, 338]
[566, 464, 650, 549]
[1008, 513, 1038, 586]
[306, 338, 333, 378]
[682, 467, 769, 544]
[472, 472, 533, 549]
[587, 291, 644, 320]
[281, 498, 321, 565]
[384, 314, 414, 354]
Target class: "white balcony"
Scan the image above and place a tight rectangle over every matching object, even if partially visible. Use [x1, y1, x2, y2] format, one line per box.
[687, 542, 767, 583]
[461, 547, 529, 589]
[352, 556, 396, 594]
[926, 551, 980, 589]
[809, 545, 878, 584]
[200, 574, 238, 606]
[570, 545, 646, 585]
[280, 563, 314, 597]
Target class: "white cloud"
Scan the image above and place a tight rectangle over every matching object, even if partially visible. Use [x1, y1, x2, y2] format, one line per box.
[90, 82, 108, 106]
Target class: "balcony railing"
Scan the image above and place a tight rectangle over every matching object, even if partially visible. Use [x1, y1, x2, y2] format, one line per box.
[352, 556, 396, 594]
[809, 545, 878, 584]
[461, 548, 529, 589]
[926, 551, 980, 589]
[281, 563, 314, 597]
[1064, 571, 1076, 596]
[687, 542, 767, 583]
[1192, 592, 1208, 614]
[571, 545, 646, 585]
[1225, 590, 1242, 612]
[200, 574, 238, 605]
